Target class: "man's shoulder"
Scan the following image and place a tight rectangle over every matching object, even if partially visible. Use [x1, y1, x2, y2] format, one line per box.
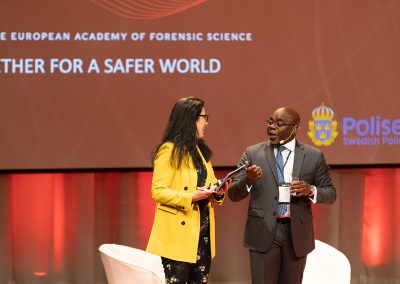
[246, 141, 269, 152]
[297, 141, 323, 155]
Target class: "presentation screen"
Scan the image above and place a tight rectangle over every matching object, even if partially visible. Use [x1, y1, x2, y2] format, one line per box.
[1, 1, 399, 170]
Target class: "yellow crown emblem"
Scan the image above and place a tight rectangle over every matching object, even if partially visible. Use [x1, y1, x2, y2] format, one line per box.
[312, 103, 335, 120]
[307, 103, 338, 146]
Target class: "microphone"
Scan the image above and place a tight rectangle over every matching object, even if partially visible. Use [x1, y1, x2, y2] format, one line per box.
[279, 126, 297, 145]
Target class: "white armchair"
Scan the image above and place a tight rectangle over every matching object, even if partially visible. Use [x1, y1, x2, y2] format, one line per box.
[303, 240, 351, 284]
[99, 244, 165, 284]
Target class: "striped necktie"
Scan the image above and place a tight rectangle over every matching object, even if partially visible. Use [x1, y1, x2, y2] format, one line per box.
[276, 145, 288, 216]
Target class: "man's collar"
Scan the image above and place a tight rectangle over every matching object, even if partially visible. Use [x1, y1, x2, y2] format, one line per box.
[282, 138, 296, 152]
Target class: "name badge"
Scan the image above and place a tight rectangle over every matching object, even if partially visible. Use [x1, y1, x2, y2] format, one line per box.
[278, 182, 291, 203]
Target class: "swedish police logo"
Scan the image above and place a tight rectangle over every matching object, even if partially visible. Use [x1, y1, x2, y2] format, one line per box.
[308, 103, 338, 146]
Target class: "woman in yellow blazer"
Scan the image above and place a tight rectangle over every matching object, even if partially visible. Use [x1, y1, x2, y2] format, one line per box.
[146, 97, 230, 284]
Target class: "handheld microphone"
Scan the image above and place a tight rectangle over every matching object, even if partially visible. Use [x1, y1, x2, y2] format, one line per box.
[279, 126, 297, 145]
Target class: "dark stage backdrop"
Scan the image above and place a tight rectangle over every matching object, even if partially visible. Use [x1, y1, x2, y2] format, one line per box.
[1, 0, 400, 170]
[1, 168, 400, 284]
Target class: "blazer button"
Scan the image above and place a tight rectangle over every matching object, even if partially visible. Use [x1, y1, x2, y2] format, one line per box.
[181, 221, 185, 225]
[273, 212, 276, 216]
[184, 186, 188, 191]
[274, 196, 278, 200]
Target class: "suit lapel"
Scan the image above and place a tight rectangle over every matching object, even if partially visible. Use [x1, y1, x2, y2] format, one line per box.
[264, 142, 280, 185]
[292, 142, 305, 179]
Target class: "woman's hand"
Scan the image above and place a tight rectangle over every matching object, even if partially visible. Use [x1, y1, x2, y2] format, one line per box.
[214, 178, 232, 197]
[192, 186, 213, 202]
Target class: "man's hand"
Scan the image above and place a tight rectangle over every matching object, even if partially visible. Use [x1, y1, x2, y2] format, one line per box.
[290, 180, 314, 196]
[245, 161, 262, 185]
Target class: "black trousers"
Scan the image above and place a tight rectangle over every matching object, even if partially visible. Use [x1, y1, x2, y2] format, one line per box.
[249, 221, 307, 284]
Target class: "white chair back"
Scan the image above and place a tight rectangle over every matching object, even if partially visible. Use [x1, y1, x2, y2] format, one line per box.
[99, 244, 165, 284]
[303, 240, 351, 284]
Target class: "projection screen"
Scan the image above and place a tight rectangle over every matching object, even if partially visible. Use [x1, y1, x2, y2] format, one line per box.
[1, 0, 399, 170]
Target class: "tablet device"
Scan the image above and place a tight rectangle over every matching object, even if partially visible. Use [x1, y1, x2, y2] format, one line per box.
[214, 164, 246, 193]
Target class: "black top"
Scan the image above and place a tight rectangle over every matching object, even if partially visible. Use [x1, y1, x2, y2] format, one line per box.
[196, 161, 209, 238]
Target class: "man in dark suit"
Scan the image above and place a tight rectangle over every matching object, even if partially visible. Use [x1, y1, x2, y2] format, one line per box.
[228, 107, 336, 284]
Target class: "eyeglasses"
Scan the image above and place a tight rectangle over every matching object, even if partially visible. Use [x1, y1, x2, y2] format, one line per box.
[198, 114, 209, 122]
[266, 118, 295, 128]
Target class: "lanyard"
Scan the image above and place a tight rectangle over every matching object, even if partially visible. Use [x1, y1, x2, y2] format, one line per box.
[276, 149, 291, 179]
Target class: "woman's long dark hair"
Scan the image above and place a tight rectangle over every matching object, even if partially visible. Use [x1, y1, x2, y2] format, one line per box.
[151, 97, 212, 169]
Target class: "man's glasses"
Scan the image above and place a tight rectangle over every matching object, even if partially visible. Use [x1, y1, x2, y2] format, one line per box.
[198, 114, 209, 122]
[266, 118, 295, 128]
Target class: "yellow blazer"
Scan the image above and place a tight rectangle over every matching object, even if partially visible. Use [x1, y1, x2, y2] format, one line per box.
[146, 142, 223, 263]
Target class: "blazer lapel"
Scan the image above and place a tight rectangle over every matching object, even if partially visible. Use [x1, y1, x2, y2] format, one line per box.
[292, 142, 305, 179]
[264, 142, 280, 185]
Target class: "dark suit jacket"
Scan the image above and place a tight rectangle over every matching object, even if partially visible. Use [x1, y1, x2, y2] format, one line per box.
[228, 140, 336, 257]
